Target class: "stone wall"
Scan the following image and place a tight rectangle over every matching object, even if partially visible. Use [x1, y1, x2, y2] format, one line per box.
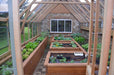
[81, 29, 103, 43]
[40, 13, 80, 36]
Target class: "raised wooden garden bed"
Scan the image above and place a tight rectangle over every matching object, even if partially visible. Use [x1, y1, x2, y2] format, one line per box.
[23, 37, 48, 75]
[51, 36, 73, 42]
[50, 41, 83, 52]
[44, 51, 87, 75]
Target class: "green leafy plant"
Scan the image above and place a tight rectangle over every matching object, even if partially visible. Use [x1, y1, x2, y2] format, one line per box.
[49, 56, 56, 63]
[37, 37, 44, 42]
[6, 61, 12, 67]
[54, 36, 71, 40]
[25, 42, 33, 49]
[40, 32, 49, 37]
[82, 43, 88, 51]
[22, 54, 29, 60]
[52, 42, 63, 47]
[71, 41, 77, 48]
[70, 60, 75, 63]
[74, 36, 85, 44]
[59, 57, 67, 63]
[4, 70, 12, 75]
[80, 59, 87, 63]
[71, 33, 81, 38]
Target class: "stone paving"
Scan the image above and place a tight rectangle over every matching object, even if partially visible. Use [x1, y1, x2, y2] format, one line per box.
[33, 47, 49, 75]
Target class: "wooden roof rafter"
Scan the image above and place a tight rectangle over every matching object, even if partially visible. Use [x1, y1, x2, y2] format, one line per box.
[34, 1, 90, 4]
[20, 0, 37, 18]
[34, 4, 59, 22]
[27, 4, 47, 22]
[69, 4, 89, 22]
[63, 4, 87, 22]
[32, 4, 53, 22]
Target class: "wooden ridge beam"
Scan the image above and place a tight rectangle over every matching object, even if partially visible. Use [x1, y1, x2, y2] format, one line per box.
[34, 1, 90, 4]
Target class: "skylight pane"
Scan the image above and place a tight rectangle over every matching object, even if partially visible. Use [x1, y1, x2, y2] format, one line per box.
[80, 0, 86, 3]
[36, 0, 42, 2]
[30, 4, 37, 11]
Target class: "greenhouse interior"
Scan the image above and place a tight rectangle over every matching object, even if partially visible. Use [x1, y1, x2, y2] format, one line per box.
[0, 0, 114, 75]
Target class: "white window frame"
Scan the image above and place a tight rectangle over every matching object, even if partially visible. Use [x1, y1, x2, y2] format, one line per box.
[50, 19, 72, 33]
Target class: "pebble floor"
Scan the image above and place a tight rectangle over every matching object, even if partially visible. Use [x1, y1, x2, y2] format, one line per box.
[33, 47, 49, 75]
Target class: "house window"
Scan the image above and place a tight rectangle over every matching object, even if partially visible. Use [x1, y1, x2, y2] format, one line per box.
[50, 19, 72, 33]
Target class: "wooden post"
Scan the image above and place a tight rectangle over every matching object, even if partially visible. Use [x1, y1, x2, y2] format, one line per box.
[23, 26, 25, 42]
[91, 0, 99, 74]
[28, 23, 30, 39]
[8, 0, 24, 75]
[32, 23, 33, 38]
[87, 0, 94, 65]
[6, 22, 10, 51]
[37, 23, 38, 35]
[109, 31, 114, 75]
[98, 0, 114, 75]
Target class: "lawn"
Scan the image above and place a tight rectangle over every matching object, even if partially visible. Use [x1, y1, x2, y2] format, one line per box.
[0, 47, 8, 55]
[0, 27, 32, 55]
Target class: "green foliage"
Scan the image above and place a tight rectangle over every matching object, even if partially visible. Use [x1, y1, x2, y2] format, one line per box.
[22, 36, 44, 61]
[71, 33, 81, 38]
[54, 36, 71, 40]
[71, 41, 77, 48]
[58, 34, 63, 37]
[70, 60, 75, 63]
[80, 59, 87, 63]
[22, 54, 29, 60]
[28, 48, 33, 53]
[52, 42, 63, 47]
[0, 64, 12, 75]
[22, 49, 26, 54]
[6, 61, 12, 67]
[37, 37, 44, 42]
[49, 56, 56, 63]
[40, 32, 49, 37]
[59, 57, 67, 63]
[74, 37, 85, 44]
[4, 70, 12, 75]
[82, 43, 88, 51]
[25, 42, 33, 49]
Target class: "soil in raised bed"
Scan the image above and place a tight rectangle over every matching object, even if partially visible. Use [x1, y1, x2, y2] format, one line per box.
[49, 53, 87, 63]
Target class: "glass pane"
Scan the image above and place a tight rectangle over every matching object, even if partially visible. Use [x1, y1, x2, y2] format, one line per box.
[65, 20, 71, 32]
[51, 20, 57, 32]
[58, 20, 64, 32]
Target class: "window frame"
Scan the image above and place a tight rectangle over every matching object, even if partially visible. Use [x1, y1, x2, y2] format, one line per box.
[50, 19, 72, 33]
